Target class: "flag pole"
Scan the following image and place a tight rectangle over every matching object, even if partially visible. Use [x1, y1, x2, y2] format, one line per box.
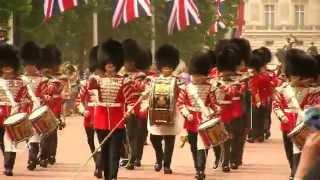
[151, 0, 156, 64]
[93, 12, 98, 46]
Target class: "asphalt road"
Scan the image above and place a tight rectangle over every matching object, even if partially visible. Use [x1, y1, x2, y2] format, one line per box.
[0, 114, 291, 180]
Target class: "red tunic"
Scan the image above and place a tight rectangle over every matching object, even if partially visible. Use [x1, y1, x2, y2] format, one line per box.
[210, 74, 246, 124]
[248, 71, 278, 107]
[46, 76, 64, 118]
[0, 78, 32, 126]
[177, 81, 216, 133]
[76, 78, 100, 128]
[273, 82, 320, 133]
[88, 75, 133, 130]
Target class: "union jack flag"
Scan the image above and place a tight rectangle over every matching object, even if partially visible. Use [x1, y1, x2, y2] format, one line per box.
[234, 0, 245, 37]
[209, 19, 226, 34]
[214, 0, 225, 17]
[112, 0, 152, 29]
[44, 0, 87, 20]
[167, 0, 202, 35]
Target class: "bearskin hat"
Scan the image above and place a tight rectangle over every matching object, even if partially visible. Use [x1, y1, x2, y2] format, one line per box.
[155, 44, 179, 70]
[122, 39, 140, 62]
[46, 44, 62, 67]
[248, 50, 266, 72]
[257, 47, 272, 64]
[38, 47, 56, 70]
[215, 39, 230, 54]
[20, 41, 41, 66]
[230, 38, 252, 65]
[188, 50, 213, 75]
[313, 54, 320, 75]
[0, 44, 20, 72]
[98, 39, 124, 72]
[216, 43, 241, 72]
[89, 46, 99, 73]
[135, 48, 152, 71]
[285, 49, 318, 79]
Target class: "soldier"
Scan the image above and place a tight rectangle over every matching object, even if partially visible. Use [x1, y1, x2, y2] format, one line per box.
[38, 45, 65, 167]
[177, 50, 216, 180]
[272, 49, 320, 179]
[0, 44, 33, 176]
[88, 39, 133, 180]
[20, 41, 49, 171]
[140, 44, 182, 174]
[76, 46, 103, 178]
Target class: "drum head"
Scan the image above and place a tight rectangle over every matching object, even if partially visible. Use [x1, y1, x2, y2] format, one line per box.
[29, 106, 48, 120]
[4, 113, 27, 125]
[198, 118, 219, 130]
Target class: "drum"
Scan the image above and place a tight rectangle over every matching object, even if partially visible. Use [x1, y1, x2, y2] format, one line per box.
[288, 122, 317, 150]
[4, 113, 34, 143]
[29, 106, 58, 135]
[149, 77, 177, 126]
[198, 118, 229, 147]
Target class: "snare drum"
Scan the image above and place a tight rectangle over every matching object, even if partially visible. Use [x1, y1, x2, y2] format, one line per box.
[29, 106, 58, 135]
[288, 122, 317, 150]
[198, 118, 229, 147]
[4, 113, 34, 143]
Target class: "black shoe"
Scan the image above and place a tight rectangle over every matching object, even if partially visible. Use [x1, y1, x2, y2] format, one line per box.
[27, 162, 36, 171]
[126, 163, 135, 170]
[213, 161, 219, 169]
[195, 171, 206, 180]
[119, 159, 129, 167]
[134, 161, 141, 167]
[230, 163, 238, 169]
[247, 138, 255, 143]
[4, 169, 13, 176]
[94, 168, 102, 179]
[265, 132, 271, 139]
[222, 166, 230, 172]
[154, 163, 162, 172]
[163, 167, 172, 174]
[39, 159, 48, 168]
[48, 157, 56, 165]
[257, 136, 264, 143]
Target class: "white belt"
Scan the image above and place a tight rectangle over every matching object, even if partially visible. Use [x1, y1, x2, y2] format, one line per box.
[219, 100, 232, 105]
[188, 107, 201, 112]
[52, 95, 61, 98]
[0, 102, 11, 106]
[232, 97, 241, 101]
[284, 109, 298, 113]
[88, 102, 122, 107]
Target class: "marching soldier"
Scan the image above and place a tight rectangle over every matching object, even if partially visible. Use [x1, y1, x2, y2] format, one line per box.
[0, 44, 33, 176]
[140, 44, 183, 174]
[272, 49, 320, 179]
[20, 41, 49, 171]
[76, 46, 103, 178]
[88, 39, 133, 180]
[177, 50, 216, 180]
[38, 45, 65, 167]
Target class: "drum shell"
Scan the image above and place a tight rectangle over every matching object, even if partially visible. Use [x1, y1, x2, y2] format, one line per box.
[149, 78, 177, 126]
[29, 107, 58, 135]
[4, 114, 34, 143]
[288, 123, 317, 150]
[198, 119, 229, 147]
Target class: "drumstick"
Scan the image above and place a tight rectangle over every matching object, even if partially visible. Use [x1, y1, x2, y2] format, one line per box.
[72, 97, 142, 179]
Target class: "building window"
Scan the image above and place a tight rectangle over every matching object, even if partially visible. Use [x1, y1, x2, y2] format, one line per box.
[295, 5, 304, 27]
[264, 5, 275, 28]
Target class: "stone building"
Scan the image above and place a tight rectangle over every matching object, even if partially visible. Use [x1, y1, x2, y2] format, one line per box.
[242, 0, 320, 52]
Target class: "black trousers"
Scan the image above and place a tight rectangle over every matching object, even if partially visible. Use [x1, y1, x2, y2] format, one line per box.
[40, 128, 58, 161]
[264, 102, 272, 134]
[150, 134, 175, 168]
[251, 106, 268, 139]
[223, 118, 245, 166]
[4, 152, 16, 170]
[126, 116, 148, 164]
[282, 132, 294, 172]
[96, 129, 125, 180]
[0, 127, 4, 154]
[85, 127, 102, 169]
[28, 142, 39, 164]
[187, 131, 198, 169]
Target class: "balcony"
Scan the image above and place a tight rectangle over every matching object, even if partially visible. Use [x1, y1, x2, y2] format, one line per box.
[244, 25, 320, 32]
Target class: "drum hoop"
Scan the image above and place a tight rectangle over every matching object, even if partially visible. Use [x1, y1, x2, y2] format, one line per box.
[29, 105, 49, 120]
[198, 119, 219, 130]
[4, 113, 28, 125]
